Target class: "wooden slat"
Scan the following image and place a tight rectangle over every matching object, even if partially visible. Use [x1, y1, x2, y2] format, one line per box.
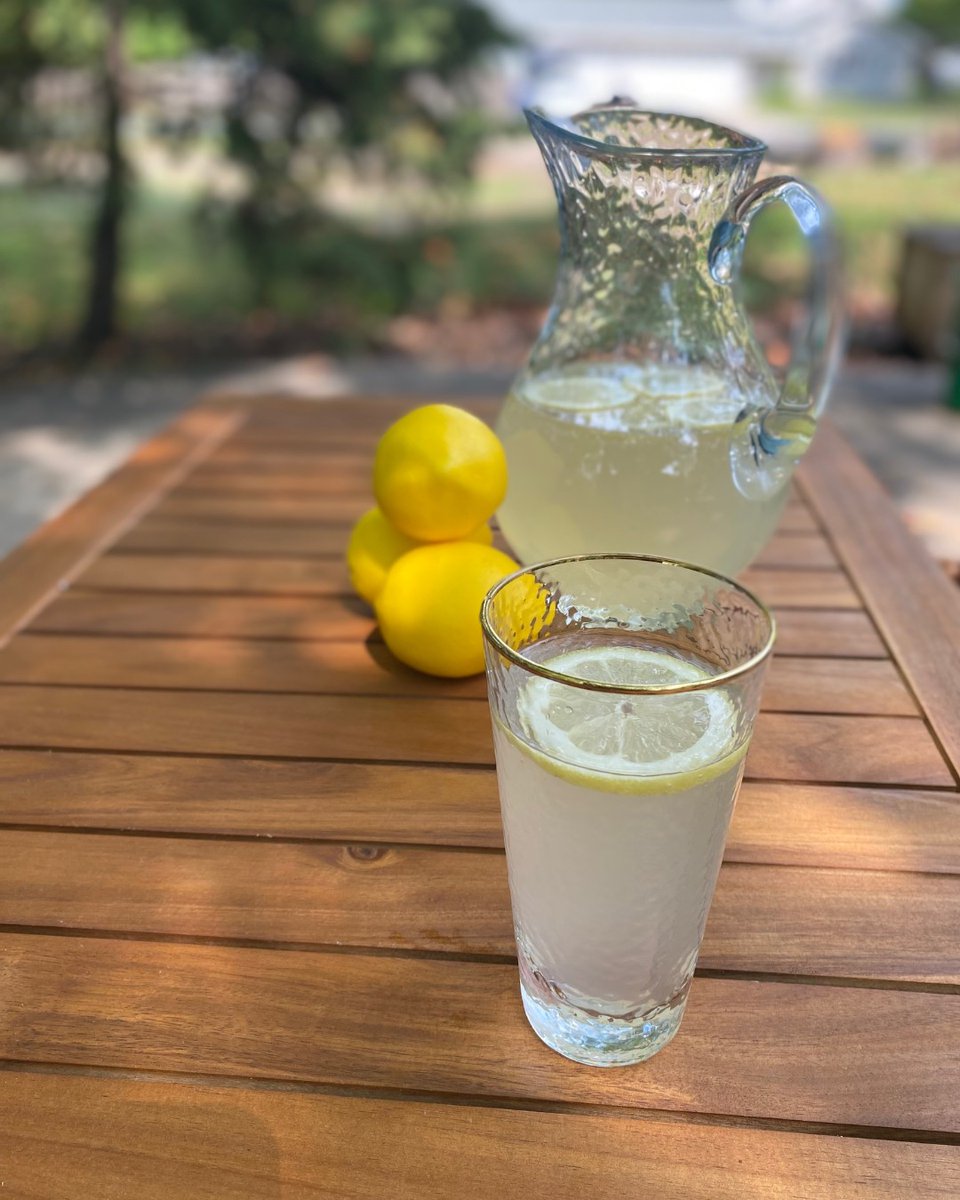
[774, 503, 819, 533]
[1, 751, 958, 874]
[773, 609, 885, 658]
[800, 422, 960, 781]
[0, 636, 914, 714]
[205, 444, 375, 470]
[2, 831, 958, 983]
[701, 861, 960, 983]
[753, 534, 838, 569]
[0, 830, 510, 956]
[116, 511, 828, 567]
[79, 555, 861, 612]
[0, 407, 244, 649]
[0, 686, 949, 783]
[0, 634, 484, 698]
[738, 566, 858, 608]
[0, 751, 504, 845]
[29, 592, 376, 640]
[2, 1073, 953, 1200]
[0, 685, 494, 764]
[727, 782, 960, 874]
[747, 713, 952, 787]
[155, 491, 371, 525]
[761, 657, 917, 716]
[2, 933, 958, 1131]
[26, 591, 881, 660]
[79, 552, 355, 596]
[114, 516, 351, 556]
[181, 460, 373, 494]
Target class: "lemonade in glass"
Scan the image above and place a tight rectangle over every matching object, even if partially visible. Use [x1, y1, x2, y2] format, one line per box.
[482, 555, 774, 1066]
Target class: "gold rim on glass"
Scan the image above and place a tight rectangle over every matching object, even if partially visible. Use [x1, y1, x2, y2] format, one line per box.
[480, 553, 776, 696]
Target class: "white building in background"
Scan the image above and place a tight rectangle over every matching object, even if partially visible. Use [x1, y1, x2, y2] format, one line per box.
[485, 0, 920, 120]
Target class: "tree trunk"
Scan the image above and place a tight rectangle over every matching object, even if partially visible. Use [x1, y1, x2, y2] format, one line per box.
[77, 0, 126, 354]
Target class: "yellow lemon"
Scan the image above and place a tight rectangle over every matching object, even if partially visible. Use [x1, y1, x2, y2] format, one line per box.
[346, 507, 493, 604]
[373, 404, 508, 541]
[376, 542, 518, 677]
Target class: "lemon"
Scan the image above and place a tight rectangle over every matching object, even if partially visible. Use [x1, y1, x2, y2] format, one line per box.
[514, 644, 745, 793]
[346, 507, 493, 605]
[373, 404, 507, 541]
[376, 542, 518, 677]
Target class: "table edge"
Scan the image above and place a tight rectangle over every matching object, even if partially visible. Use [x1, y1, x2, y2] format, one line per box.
[798, 419, 960, 784]
[0, 404, 245, 649]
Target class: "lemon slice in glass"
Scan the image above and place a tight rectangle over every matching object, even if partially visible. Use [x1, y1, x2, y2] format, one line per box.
[515, 644, 744, 793]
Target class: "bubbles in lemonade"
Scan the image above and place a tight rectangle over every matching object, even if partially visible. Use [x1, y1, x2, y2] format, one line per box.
[492, 636, 747, 1064]
[495, 363, 789, 576]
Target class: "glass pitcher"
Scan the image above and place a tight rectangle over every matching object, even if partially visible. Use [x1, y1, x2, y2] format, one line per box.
[496, 102, 844, 576]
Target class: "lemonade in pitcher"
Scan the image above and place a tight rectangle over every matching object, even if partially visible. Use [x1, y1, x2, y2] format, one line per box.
[497, 362, 789, 571]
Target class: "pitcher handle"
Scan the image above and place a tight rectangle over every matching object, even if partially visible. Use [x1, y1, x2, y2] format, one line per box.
[708, 175, 846, 498]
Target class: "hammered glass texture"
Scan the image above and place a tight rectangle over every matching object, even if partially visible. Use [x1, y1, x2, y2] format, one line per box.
[484, 555, 771, 754]
[521, 107, 777, 413]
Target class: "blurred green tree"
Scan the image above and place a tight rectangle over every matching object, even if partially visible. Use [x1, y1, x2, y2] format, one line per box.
[171, 0, 513, 308]
[902, 0, 960, 43]
[0, 0, 512, 353]
[0, 0, 134, 350]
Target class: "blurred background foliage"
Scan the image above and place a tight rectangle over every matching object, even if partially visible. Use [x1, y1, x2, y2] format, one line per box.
[0, 0, 958, 367]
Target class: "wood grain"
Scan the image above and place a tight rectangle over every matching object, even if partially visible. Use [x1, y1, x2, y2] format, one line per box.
[3, 393, 958, 1178]
[1, 751, 958, 874]
[24, 591, 883, 660]
[738, 567, 858, 608]
[0, 634, 486, 697]
[758, 657, 916, 710]
[0, 829, 511, 956]
[772, 609, 885, 658]
[0, 751, 504, 845]
[747, 713, 952, 787]
[0, 685, 948, 782]
[181, 459, 373, 493]
[79, 552, 355, 596]
[700, 860, 960, 982]
[0, 636, 915, 714]
[114, 516, 351, 556]
[800, 421, 960, 781]
[79, 556, 858, 612]
[155, 491, 371, 525]
[3, 1072, 954, 1200]
[29, 592, 376, 640]
[762, 656, 916, 715]
[773, 503, 819, 533]
[726, 782, 960, 874]
[2, 933, 958, 1131]
[0, 685, 495, 763]
[0, 407, 244, 648]
[752, 534, 838, 569]
[115, 511, 829, 566]
[1, 831, 958, 983]
[205, 445, 375, 471]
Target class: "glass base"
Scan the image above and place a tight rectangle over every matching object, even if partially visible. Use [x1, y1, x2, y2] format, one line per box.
[520, 978, 687, 1067]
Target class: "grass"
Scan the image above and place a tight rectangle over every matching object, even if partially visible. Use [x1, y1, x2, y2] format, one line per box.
[2, 157, 959, 359]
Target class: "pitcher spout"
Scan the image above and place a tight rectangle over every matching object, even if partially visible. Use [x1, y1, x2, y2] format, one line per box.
[524, 101, 767, 165]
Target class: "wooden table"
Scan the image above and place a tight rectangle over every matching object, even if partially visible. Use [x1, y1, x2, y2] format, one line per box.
[1, 393, 959, 1197]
